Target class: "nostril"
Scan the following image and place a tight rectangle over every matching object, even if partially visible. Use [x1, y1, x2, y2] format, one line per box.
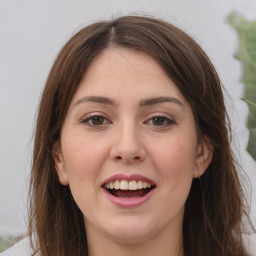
[114, 155, 141, 161]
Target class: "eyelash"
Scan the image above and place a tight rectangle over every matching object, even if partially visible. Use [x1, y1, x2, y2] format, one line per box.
[81, 115, 111, 126]
[145, 115, 175, 127]
[81, 114, 175, 127]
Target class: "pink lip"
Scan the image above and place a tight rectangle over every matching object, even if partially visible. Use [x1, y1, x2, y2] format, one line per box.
[102, 187, 155, 208]
[101, 174, 156, 208]
[101, 174, 156, 186]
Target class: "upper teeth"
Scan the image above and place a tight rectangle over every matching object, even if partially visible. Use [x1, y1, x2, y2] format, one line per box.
[104, 180, 152, 190]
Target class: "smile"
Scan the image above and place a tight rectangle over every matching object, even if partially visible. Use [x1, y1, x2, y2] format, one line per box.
[102, 174, 156, 207]
[103, 180, 155, 198]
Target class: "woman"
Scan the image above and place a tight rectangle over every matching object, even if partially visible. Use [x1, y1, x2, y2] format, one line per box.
[1, 15, 254, 256]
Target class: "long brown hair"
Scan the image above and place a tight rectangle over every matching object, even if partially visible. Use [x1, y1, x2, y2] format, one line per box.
[29, 15, 253, 255]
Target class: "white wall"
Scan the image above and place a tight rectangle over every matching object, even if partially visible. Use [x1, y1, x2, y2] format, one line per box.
[0, 0, 255, 236]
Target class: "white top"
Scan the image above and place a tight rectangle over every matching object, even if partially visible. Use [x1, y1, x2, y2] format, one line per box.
[244, 233, 256, 255]
[1, 235, 255, 255]
[0, 238, 32, 256]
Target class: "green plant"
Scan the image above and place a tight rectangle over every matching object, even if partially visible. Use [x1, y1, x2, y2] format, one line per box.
[0, 236, 13, 253]
[0, 235, 25, 253]
[228, 12, 256, 160]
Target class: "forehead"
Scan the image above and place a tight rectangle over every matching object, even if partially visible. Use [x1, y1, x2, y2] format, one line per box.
[83, 47, 168, 85]
[70, 47, 187, 106]
[87, 47, 161, 73]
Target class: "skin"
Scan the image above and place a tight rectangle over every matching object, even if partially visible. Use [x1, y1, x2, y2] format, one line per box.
[54, 47, 213, 256]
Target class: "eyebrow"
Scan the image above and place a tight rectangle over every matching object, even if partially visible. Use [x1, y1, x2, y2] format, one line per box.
[139, 97, 184, 107]
[73, 96, 116, 108]
[73, 96, 183, 108]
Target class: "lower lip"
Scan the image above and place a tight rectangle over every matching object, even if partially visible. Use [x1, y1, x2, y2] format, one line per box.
[102, 188, 155, 208]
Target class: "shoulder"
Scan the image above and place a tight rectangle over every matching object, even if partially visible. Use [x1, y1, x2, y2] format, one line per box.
[0, 237, 33, 256]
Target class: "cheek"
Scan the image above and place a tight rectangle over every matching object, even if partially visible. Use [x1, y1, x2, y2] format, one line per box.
[150, 136, 196, 200]
[61, 137, 109, 211]
[152, 135, 197, 173]
[62, 135, 108, 180]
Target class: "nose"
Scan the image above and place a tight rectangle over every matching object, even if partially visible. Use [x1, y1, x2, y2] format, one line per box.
[110, 122, 146, 164]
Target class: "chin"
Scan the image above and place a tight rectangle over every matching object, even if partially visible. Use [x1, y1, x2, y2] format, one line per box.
[108, 229, 152, 245]
[100, 217, 156, 244]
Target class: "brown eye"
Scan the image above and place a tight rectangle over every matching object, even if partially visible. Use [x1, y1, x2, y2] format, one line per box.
[82, 115, 110, 126]
[147, 116, 174, 127]
[91, 116, 104, 125]
[152, 116, 165, 126]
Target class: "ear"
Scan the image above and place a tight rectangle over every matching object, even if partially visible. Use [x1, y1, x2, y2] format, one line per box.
[53, 142, 69, 186]
[193, 137, 213, 178]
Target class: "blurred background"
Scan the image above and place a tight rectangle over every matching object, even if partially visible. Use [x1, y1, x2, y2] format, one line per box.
[0, 0, 255, 250]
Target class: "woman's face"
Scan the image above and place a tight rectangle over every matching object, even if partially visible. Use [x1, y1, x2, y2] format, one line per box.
[54, 48, 212, 245]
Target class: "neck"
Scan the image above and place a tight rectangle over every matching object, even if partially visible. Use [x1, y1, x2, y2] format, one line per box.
[86, 225, 184, 256]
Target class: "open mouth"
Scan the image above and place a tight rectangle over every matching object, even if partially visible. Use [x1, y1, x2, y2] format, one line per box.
[103, 180, 156, 198]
